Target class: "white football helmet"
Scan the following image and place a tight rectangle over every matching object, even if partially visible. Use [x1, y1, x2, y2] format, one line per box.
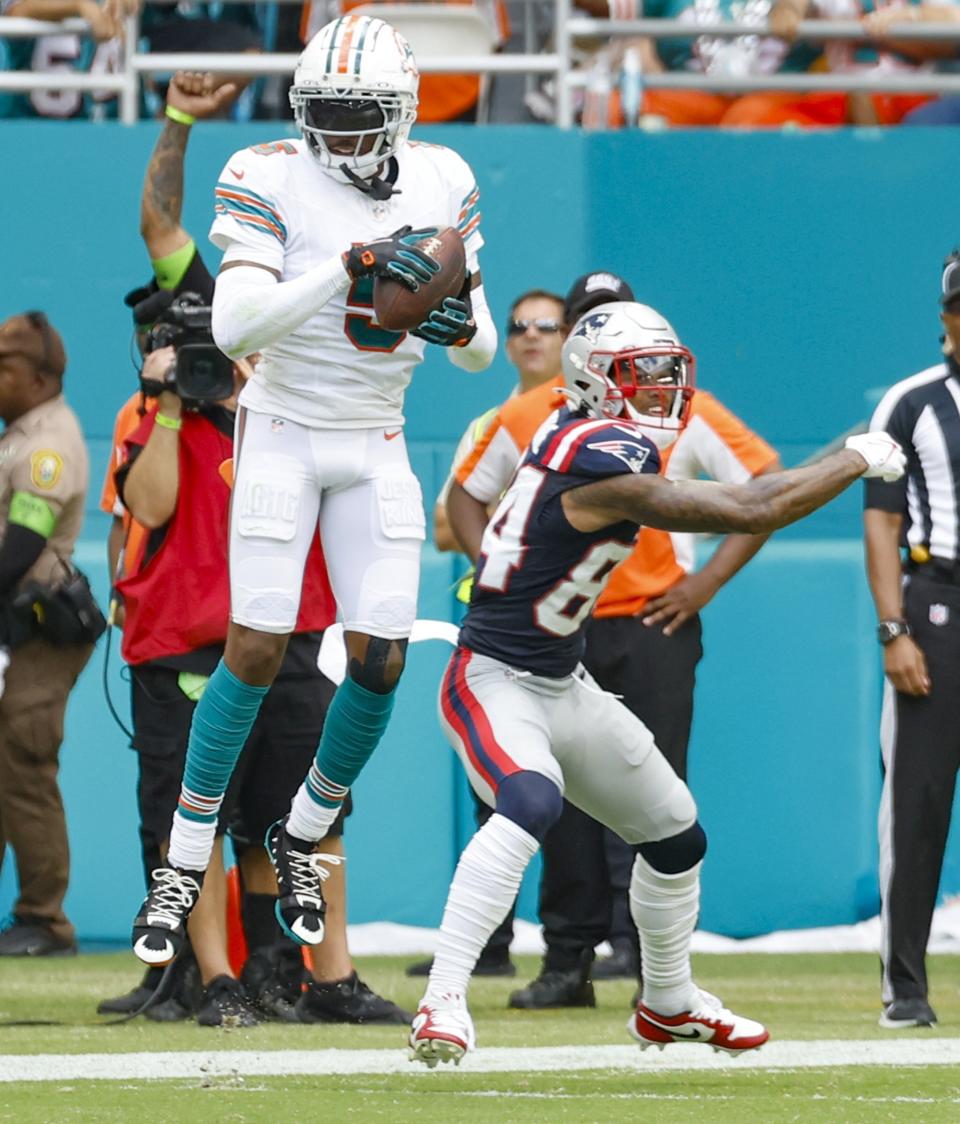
[289, 15, 419, 186]
[561, 301, 695, 448]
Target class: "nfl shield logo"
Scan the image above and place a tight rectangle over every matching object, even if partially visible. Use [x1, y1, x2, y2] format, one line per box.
[930, 603, 949, 627]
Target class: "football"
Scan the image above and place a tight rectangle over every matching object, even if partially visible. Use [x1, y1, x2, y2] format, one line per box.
[373, 227, 467, 333]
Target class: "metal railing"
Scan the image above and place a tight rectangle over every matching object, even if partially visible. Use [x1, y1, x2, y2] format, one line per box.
[2, 0, 960, 126]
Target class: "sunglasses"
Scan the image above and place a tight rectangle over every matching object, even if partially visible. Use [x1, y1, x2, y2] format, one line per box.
[507, 318, 563, 337]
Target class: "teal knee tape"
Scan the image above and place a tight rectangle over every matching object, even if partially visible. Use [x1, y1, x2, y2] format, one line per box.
[181, 661, 269, 817]
[308, 678, 395, 801]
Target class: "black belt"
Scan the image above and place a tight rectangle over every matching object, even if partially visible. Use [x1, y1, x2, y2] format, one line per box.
[905, 556, 960, 584]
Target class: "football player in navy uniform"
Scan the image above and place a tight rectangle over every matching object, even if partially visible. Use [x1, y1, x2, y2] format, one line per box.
[409, 302, 906, 1066]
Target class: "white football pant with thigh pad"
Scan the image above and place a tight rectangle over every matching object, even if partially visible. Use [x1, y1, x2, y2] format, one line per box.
[438, 650, 695, 843]
[230, 408, 424, 636]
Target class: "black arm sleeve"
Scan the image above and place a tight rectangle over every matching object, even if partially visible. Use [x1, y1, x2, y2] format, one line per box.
[173, 248, 215, 304]
[0, 523, 47, 597]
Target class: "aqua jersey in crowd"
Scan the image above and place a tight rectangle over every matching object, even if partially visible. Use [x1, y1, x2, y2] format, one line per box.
[0, 1, 267, 120]
[642, 0, 817, 76]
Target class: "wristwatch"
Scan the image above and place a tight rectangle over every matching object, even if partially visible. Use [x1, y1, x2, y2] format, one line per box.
[877, 619, 910, 646]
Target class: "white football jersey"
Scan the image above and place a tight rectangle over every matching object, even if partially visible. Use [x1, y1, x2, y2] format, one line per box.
[210, 137, 484, 428]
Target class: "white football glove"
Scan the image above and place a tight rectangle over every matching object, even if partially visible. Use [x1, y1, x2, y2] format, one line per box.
[0, 646, 9, 701]
[845, 432, 906, 482]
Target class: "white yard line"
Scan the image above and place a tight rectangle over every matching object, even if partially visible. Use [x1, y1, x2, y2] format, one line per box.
[2, 1039, 960, 1082]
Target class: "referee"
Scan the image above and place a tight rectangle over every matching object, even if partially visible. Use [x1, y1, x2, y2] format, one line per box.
[864, 250, 960, 1030]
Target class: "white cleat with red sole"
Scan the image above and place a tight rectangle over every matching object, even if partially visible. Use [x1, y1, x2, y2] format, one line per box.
[628, 988, 769, 1055]
[409, 991, 476, 1068]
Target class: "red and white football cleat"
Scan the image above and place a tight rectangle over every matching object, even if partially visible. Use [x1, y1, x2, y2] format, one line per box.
[409, 991, 476, 1068]
[628, 988, 769, 1055]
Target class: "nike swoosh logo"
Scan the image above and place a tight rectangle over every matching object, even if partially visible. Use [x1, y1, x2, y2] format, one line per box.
[384, 430, 402, 441]
[639, 1013, 715, 1041]
[230, 166, 245, 180]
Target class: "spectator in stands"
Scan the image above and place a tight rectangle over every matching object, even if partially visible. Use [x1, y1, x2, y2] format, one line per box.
[448, 281, 781, 1009]
[299, 1, 509, 122]
[0, 312, 98, 957]
[770, 0, 960, 124]
[0, 0, 123, 119]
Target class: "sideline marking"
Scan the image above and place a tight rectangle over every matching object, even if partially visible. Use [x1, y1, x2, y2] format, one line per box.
[2, 1039, 960, 1082]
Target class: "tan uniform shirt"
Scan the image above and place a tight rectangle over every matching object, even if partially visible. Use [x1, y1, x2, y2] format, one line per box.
[0, 394, 89, 588]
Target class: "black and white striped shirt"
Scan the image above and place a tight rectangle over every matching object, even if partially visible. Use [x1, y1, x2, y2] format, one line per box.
[865, 361, 960, 561]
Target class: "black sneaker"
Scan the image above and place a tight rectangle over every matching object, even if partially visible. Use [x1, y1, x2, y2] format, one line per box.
[132, 864, 204, 966]
[265, 819, 333, 946]
[591, 942, 639, 981]
[241, 945, 303, 1023]
[97, 967, 165, 1015]
[509, 954, 596, 1010]
[0, 918, 76, 957]
[144, 948, 200, 1023]
[196, 975, 260, 1028]
[879, 998, 937, 1029]
[406, 955, 517, 978]
[295, 972, 412, 1025]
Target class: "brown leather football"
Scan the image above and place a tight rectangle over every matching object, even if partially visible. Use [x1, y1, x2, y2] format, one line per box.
[373, 227, 467, 333]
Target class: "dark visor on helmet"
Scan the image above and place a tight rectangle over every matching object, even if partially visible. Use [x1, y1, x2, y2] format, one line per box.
[304, 98, 385, 134]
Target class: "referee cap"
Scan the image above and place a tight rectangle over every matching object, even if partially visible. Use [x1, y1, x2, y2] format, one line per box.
[941, 250, 960, 308]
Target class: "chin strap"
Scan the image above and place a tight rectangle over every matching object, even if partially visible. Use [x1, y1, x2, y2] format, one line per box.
[339, 161, 401, 202]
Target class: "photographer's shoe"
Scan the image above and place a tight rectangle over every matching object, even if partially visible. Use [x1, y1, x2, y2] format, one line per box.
[509, 951, 595, 1010]
[296, 972, 411, 1025]
[241, 944, 303, 1023]
[196, 975, 260, 1028]
[265, 818, 340, 946]
[132, 864, 204, 966]
[97, 967, 164, 1015]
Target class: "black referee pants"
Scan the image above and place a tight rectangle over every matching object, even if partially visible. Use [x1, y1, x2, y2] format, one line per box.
[879, 571, 960, 1004]
[538, 613, 703, 972]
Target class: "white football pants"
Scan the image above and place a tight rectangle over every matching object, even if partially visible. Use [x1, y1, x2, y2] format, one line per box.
[438, 647, 696, 844]
[230, 408, 424, 637]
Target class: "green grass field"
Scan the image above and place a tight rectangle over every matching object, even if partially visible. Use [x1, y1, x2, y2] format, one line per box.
[1, 951, 959, 1122]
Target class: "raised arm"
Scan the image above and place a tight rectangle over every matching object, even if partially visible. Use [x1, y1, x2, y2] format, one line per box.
[564, 435, 904, 536]
[141, 72, 238, 263]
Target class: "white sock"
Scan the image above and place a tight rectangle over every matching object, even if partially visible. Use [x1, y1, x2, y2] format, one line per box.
[427, 814, 538, 999]
[167, 809, 218, 873]
[630, 852, 701, 1016]
[286, 787, 341, 843]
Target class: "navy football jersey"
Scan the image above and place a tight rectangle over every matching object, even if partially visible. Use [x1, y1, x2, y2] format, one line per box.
[460, 407, 660, 677]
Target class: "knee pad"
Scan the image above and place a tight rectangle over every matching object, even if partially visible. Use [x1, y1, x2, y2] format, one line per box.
[495, 771, 563, 842]
[638, 821, 707, 875]
[347, 636, 408, 694]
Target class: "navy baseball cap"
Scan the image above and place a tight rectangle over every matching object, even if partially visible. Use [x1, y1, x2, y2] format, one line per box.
[564, 271, 635, 324]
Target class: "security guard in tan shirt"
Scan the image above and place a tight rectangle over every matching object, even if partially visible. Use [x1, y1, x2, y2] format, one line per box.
[0, 312, 94, 957]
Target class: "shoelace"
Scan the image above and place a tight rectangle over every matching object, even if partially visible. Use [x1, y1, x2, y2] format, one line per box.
[286, 850, 343, 905]
[146, 868, 200, 928]
[689, 988, 734, 1022]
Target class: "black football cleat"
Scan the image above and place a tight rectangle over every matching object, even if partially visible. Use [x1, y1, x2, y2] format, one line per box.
[132, 864, 204, 966]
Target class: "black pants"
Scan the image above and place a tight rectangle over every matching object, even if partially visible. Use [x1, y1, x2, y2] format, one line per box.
[538, 613, 703, 971]
[879, 571, 960, 1004]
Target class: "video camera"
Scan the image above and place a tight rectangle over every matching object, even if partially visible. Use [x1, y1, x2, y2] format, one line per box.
[133, 289, 235, 407]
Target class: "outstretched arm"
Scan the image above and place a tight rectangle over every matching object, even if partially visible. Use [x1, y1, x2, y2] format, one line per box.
[564, 436, 902, 536]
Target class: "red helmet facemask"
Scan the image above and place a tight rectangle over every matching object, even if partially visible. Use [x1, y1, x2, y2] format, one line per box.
[591, 344, 696, 429]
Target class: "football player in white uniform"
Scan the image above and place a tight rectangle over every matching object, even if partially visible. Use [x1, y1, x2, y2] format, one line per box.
[132, 14, 496, 966]
[408, 303, 906, 1066]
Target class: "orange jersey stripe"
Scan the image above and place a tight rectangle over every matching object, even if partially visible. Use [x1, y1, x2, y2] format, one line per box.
[214, 187, 285, 229]
[215, 205, 285, 241]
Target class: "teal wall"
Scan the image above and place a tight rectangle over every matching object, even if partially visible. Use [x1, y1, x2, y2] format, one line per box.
[2, 123, 959, 941]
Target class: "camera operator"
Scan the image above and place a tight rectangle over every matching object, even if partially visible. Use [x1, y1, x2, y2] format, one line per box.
[101, 302, 408, 1026]
[0, 312, 100, 958]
